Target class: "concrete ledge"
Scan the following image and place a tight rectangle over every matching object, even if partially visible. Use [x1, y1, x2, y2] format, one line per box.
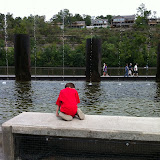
[2, 112, 160, 159]
[0, 127, 2, 145]
[2, 112, 160, 141]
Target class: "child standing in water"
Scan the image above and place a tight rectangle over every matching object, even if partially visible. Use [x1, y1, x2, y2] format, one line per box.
[56, 83, 85, 121]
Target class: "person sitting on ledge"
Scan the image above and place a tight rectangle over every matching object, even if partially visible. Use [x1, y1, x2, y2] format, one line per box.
[56, 83, 85, 121]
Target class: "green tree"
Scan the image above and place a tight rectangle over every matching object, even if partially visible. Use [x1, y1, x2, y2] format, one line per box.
[102, 41, 118, 66]
[83, 15, 91, 26]
[106, 15, 112, 24]
[50, 9, 73, 27]
[39, 44, 59, 66]
[135, 3, 151, 27]
[73, 14, 83, 21]
[70, 41, 86, 67]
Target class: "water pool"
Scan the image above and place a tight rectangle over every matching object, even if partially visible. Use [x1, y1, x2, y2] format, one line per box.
[0, 80, 160, 125]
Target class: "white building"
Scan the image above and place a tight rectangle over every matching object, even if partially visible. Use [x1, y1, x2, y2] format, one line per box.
[87, 18, 109, 29]
[112, 15, 136, 27]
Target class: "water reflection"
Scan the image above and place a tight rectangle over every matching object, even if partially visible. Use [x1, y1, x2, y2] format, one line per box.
[14, 81, 33, 112]
[152, 82, 160, 115]
[155, 82, 160, 101]
[84, 82, 102, 104]
[80, 81, 160, 117]
[80, 82, 105, 114]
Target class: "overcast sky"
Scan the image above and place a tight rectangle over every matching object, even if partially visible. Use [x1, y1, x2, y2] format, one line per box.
[1, 0, 160, 20]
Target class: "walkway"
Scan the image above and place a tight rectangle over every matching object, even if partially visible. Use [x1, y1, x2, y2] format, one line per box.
[0, 75, 156, 81]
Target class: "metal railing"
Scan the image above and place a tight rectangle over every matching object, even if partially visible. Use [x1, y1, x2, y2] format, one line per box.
[0, 66, 157, 76]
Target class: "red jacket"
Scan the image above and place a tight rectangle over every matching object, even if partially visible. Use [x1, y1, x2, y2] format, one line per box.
[56, 87, 80, 117]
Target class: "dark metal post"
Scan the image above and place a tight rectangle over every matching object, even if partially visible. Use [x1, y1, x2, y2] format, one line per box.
[86, 38, 102, 82]
[14, 34, 31, 81]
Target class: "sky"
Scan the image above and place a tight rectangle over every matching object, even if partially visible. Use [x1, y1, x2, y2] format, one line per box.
[1, 0, 160, 21]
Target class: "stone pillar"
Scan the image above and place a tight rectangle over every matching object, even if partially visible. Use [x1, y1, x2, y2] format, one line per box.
[86, 38, 102, 82]
[2, 126, 14, 160]
[156, 42, 160, 82]
[14, 34, 31, 81]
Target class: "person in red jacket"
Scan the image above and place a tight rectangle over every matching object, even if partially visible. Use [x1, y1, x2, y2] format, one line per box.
[56, 83, 85, 121]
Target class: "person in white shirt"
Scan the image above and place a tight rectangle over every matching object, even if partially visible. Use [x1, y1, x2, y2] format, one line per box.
[133, 63, 138, 77]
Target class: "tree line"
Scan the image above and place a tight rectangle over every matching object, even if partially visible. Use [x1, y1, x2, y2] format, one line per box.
[0, 4, 160, 67]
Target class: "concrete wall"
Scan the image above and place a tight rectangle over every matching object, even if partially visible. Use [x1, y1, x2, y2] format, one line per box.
[0, 127, 3, 160]
[2, 112, 160, 160]
[0, 127, 2, 145]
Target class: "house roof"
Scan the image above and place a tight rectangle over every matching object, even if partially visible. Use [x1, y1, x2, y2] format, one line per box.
[112, 15, 136, 20]
[91, 18, 108, 25]
[73, 21, 85, 24]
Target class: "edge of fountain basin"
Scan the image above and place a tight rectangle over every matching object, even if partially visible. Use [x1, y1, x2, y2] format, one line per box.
[0, 127, 2, 145]
[1, 113, 160, 160]
[2, 112, 160, 142]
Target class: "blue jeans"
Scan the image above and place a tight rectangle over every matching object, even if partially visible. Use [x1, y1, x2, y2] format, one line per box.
[124, 71, 128, 77]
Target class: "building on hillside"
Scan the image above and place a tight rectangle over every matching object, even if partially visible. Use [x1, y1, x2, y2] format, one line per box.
[148, 18, 160, 26]
[70, 21, 86, 28]
[112, 15, 136, 28]
[51, 22, 63, 29]
[86, 18, 109, 29]
[148, 18, 157, 26]
[157, 18, 160, 24]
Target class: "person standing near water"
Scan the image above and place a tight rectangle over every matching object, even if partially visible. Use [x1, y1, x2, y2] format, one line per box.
[124, 64, 129, 77]
[103, 63, 107, 76]
[128, 63, 133, 76]
[133, 63, 138, 77]
[56, 83, 85, 121]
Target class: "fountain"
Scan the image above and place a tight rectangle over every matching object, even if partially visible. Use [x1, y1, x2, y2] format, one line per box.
[3, 14, 8, 84]
[86, 37, 102, 82]
[33, 15, 37, 80]
[89, 31, 93, 86]
[0, 15, 159, 120]
[0, 17, 159, 121]
[1, 80, 160, 159]
[61, 10, 65, 84]
[118, 22, 122, 85]
[145, 25, 152, 85]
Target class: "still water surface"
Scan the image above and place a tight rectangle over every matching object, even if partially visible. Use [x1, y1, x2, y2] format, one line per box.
[0, 80, 160, 125]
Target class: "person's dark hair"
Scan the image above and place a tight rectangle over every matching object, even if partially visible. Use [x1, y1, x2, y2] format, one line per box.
[65, 83, 75, 88]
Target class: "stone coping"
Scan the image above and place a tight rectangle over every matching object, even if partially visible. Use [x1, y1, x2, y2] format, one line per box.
[2, 112, 160, 142]
[0, 127, 2, 145]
